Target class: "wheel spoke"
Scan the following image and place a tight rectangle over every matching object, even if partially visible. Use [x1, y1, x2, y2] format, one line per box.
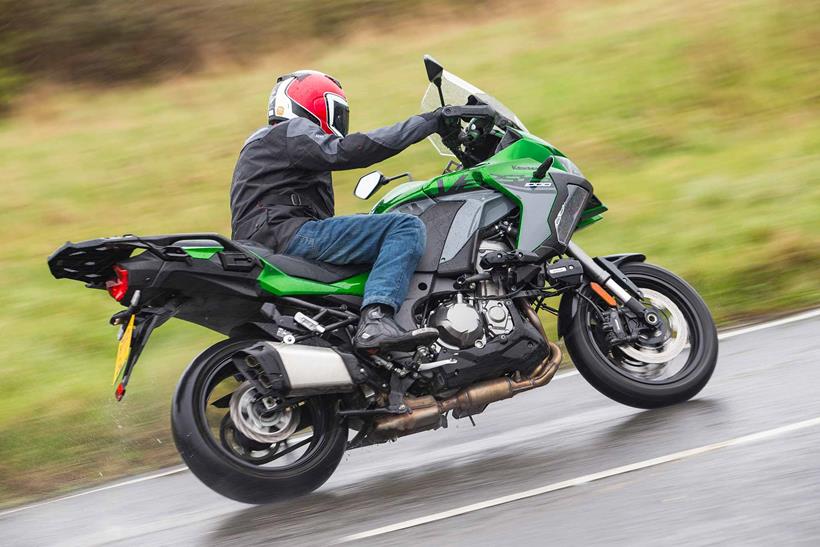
[267, 436, 312, 461]
[209, 392, 233, 408]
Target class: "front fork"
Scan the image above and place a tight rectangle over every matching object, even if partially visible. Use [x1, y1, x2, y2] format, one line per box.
[565, 242, 661, 328]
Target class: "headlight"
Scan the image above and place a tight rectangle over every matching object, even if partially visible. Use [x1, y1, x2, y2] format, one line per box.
[554, 185, 589, 246]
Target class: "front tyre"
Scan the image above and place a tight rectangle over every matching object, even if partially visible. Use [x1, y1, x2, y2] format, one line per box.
[171, 339, 348, 504]
[565, 262, 718, 409]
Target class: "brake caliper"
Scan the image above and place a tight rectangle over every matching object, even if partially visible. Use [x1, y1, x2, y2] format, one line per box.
[600, 309, 633, 348]
[602, 307, 670, 351]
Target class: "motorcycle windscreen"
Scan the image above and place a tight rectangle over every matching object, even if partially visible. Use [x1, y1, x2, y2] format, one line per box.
[421, 70, 527, 157]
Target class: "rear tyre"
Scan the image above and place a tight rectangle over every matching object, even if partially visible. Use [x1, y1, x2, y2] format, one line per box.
[564, 262, 718, 409]
[171, 339, 348, 504]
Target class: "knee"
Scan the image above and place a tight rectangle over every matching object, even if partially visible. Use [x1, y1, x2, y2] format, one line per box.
[391, 214, 426, 257]
[396, 213, 425, 236]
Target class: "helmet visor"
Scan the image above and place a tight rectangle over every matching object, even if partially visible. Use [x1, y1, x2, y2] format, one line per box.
[325, 93, 349, 137]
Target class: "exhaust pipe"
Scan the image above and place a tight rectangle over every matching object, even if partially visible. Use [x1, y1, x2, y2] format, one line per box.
[234, 342, 355, 397]
[371, 341, 562, 440]
[372, 303, 562, 441]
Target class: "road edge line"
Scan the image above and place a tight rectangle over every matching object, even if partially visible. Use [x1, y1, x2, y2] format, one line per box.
[716, 308, 820, 340]
[0, 466, 188, 518]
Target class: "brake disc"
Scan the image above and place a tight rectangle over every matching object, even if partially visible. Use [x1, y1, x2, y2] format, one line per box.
[618, 289, 689, 364]
[228, 382, 300, 444]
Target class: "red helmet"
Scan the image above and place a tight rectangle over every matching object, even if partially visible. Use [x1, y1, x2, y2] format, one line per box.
[268, 70, 349, 137]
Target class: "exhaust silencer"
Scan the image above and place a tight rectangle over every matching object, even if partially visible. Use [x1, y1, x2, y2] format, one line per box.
[233, 341, 354, 396]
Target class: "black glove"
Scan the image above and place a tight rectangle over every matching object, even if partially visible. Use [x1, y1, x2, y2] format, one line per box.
[426, 107, 461, 139]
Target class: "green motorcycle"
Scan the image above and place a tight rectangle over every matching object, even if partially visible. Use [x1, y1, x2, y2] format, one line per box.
[48, 55, 717, 504]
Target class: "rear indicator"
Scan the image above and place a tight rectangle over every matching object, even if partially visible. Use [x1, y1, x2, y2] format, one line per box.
[106, 265, 129, 301]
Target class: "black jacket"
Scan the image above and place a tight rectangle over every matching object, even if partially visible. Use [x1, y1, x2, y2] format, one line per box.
[230, 112, 440, 252]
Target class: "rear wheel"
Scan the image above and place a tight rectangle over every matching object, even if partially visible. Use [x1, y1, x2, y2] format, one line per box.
[564, 262, 718, 409]
[171, 339, 348, 504]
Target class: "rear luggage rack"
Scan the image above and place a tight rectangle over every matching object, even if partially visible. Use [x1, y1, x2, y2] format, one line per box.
[48, 233, 256, 285]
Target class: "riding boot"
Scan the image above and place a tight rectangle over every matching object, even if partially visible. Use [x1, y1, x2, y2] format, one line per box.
[353, 304, 438, 351]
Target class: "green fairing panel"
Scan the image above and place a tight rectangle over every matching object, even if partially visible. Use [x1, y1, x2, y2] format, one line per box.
[374, 134, 566, 212]
[372, 180, 429, 214]
[490, 132, 565, 163]
[576, 213, 604, 230]
[577, 202, 608, 230]
[371, 133, 606, 249]
[256, 260, 368, 297]
[182, 246, 223, 260]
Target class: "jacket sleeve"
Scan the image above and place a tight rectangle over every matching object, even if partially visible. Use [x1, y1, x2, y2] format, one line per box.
[284, 112, 441, 171]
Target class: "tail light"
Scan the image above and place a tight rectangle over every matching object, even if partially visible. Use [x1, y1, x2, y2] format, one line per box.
[106, 265, 129, 301]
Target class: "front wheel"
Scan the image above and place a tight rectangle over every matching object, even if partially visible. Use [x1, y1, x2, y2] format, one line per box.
[171, 339, 348, 504]
[564, 262, 718, 409]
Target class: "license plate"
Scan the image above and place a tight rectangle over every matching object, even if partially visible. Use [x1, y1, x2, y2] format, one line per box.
[113, 315, 135, 384]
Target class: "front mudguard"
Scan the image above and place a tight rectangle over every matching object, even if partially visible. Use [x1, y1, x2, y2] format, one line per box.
[556, 253, 646, 339]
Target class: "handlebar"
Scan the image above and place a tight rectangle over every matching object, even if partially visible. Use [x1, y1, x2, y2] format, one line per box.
[438, 104, 517, 167]
[441, 104, 497, 119]
[441, 103, 515, 134]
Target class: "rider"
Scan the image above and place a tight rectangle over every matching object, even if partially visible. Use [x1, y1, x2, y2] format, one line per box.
[230, 70, 450, 351]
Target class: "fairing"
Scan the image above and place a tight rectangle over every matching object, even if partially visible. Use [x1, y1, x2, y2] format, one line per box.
[373, 132, 606, 258]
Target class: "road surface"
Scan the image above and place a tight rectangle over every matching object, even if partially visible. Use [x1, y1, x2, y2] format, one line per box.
[2, 311, 819, 546]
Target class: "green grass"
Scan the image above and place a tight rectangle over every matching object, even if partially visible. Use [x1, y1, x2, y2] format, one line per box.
[0, 0, 818, 506]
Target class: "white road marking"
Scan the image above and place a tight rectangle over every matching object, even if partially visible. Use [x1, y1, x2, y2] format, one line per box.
[1, 307, 816, 518]
[0, 466, 188, 518]
[716, 308, 820, 340]
[337, 415, 820, 543]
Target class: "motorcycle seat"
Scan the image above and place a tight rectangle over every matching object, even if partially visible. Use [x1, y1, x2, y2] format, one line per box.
[234, 240, 370, 284]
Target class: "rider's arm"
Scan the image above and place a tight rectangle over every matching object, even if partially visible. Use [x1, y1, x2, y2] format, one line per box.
[285, 112, 442, 171]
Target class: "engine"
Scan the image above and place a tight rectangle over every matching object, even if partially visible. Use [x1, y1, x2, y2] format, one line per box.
[427, 239, 516, 350]
[421, 238, 550, 390]
[428, 293, 484, 349]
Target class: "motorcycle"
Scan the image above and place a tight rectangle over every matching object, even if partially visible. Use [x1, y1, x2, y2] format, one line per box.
[47, 55, 718, 504]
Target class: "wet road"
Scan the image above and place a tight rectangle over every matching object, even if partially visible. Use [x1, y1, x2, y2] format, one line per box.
[2, 311, 819, 546]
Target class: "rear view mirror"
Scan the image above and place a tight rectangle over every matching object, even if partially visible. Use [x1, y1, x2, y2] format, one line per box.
[354, 171, 387, 200]
[424, 54, 444, 85]
[424, 54, 446, 107]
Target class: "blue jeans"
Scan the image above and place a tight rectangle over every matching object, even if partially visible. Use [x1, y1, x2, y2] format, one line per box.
[284, 213, 427, 312]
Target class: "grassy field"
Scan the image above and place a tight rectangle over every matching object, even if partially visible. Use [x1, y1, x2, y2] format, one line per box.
[0, 0, 818, 506]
